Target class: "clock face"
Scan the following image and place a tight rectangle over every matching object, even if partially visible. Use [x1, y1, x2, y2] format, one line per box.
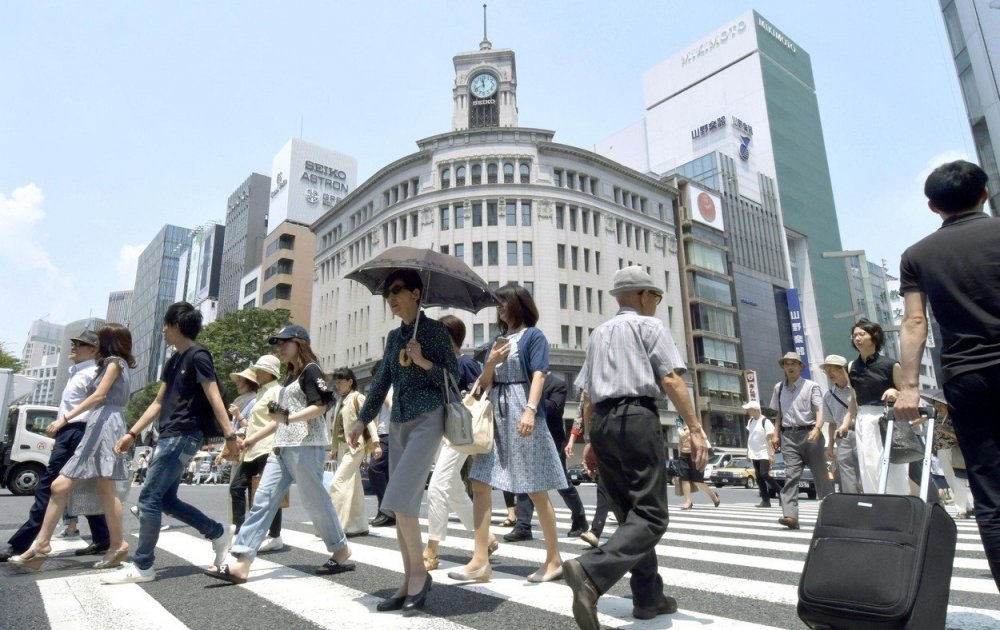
[470, 73, 497, 98]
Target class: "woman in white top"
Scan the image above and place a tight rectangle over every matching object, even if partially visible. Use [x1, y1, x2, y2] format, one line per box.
[744, 402, 778, 508]
[327, 367, 378, 537]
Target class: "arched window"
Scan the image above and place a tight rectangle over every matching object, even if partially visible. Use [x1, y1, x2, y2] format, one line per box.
[519, 163, 530, 184]
[456, 166, 466, 187]
[440, 167, 451, 189]
[487, 163, 498, 184]
[471, 164, 482, 185]
[503, 162, 514, 183]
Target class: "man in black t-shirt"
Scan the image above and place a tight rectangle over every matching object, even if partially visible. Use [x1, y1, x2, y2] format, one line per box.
[102, 302, 240, 585]
[895, 160, 1000, 590]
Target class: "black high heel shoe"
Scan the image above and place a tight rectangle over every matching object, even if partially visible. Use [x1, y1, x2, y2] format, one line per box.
[401, 573, 432, 616]
[376, 595, 406, 612]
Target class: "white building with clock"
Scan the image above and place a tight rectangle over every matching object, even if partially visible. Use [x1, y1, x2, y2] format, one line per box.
[310, 34, 689, 433]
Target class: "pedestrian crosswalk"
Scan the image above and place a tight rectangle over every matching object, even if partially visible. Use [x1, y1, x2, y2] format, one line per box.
[4, 498, 998, 629]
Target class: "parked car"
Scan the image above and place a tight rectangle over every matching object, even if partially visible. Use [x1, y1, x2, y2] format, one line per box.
[703, 452, 735, 481]
[710, 458, 757, 488]
[567, 465, 594, 485]
[665, 459, 680, 486]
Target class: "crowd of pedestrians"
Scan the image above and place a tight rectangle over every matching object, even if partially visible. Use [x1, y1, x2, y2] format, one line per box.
[2, 158, 997, 627]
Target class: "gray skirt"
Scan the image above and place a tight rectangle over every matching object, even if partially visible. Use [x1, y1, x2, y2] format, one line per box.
[61, 405, 129, 481]
[382, 406, 445, 518]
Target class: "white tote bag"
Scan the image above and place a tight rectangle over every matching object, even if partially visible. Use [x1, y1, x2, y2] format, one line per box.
[446, 376, 494, 456]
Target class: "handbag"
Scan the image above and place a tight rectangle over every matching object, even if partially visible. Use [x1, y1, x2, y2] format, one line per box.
[445, 375, 494, 455]
[878, 407, 925, 464]
[442, 370, 475, 447]
[250, 474, 290, 509]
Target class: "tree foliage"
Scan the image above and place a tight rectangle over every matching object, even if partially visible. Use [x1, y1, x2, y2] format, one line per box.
[197, 308, 292, 401]
[125, 381, 161, 427]
[0, 343, 23, 373]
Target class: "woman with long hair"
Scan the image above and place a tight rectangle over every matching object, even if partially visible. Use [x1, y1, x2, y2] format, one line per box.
[327, 367, 377, 537]
[352, 269, 457, 615]
[422, 315, 499, 571]
[205, 325, 354, 584]
[450, 283, 566, 584]
[9, 324, 136, 570]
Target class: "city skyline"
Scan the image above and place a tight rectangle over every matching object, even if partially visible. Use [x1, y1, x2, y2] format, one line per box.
[0, 1, 976, 356]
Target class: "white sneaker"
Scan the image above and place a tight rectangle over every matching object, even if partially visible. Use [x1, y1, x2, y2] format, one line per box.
[56, 527, 80, 539]
[212, 524, 236, 567]
[101, 561, 154, 584]
[258, 536, 284, 553]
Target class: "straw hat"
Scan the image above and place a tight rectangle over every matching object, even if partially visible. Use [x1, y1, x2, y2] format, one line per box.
[229, 367, 259, 385]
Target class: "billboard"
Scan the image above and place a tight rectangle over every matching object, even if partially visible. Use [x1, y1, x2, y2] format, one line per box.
[786, 288, 811, 378]
[268, 139, 358, 236]
[687, 184, 725, 231]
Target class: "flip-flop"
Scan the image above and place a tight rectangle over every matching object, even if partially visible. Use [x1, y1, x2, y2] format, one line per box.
[204, 564, 246, 585]
[315, 559, 356, 575]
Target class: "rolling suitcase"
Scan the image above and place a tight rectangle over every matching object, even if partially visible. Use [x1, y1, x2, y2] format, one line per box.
[797, 407, 957, 629]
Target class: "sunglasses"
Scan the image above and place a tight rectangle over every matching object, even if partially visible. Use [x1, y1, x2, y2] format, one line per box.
[641, 290, 663, 305]
[70, 340, 95, 348]
[383, 284, 408, 297]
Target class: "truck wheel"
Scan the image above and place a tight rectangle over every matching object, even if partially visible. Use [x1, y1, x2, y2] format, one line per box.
[7, 463, 45, 496]
[745, 477, 756, 489]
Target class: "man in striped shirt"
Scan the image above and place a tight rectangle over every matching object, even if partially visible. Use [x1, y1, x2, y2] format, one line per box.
[565, 266, 707, 630]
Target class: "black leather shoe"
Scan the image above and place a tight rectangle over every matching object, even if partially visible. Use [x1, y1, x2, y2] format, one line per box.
[633, 595, 678, 619]
[75, 541, 111, 556]
[566, 517, 588, 538]
[370, 513, 396, 528]
[755, 501, 772, 508]
[563, 559, 601, 630]
[401, 574, 432, 616]
[0, 548, 17, 562]
[376, 595, 406, 612]
[503, 528, 533, 542]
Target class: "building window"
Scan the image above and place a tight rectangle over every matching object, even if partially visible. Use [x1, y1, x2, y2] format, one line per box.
[555, 205, 564, 229]
[521, 201, 532, 226]
[593, 213, 600, 236]
[554, 169, 563, 187]
[472, 202, 483, 227]
[571, 246, 578, 270]
[522, 241, 532, 266]
[440, 244, 450, 255]
[244, 278, 257, 297]
[573, 286, 581, 311]
[487, 163, 498, 184]
[474, 324, 485, 347]
[569, 207, 577, 231]
[243, 299, 256, 309]
[454, 243, 465, 260]
[441, 167, 451, 189]
[595, 251, 601, 275]
[519, 163, 530, 183]
[598, 289, 603, 314]
[488, 241, 499, 266]
[575, 326, 583, 349]
[687, 242, 728, 275]
[691, 304, 736, 337]
[581, 209, 590, 234]
[559, 284, 568, 309]
[265, 234, 294, 257]
[456, 165, 466, 186]
[586, 287, 592, 312]
[561, 325, 570, 347]
[264, 258, 293, 280]
[557, 244, 566, 269]
[696, 338, 740, 369]
[440, 206, 450, 230]
[584, 248, 590, 273]
[454, 204, 465, 229]
[472, 242, 483, 266]
[471, 164, 482, 185]
[507, 241, 518, 266]
[506, 200, 517, 226]
[524, 280, 534, 295]
[487, 202, 498, 226]
[503, 162, 514, 183]
[693, 274, 733, 305]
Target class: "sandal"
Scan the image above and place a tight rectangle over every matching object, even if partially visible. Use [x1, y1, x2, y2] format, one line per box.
[423, 554, 439, 571]
[204, 564, 246, 585]
[315, 558, 357, 575]
[500, 517, 516, 527]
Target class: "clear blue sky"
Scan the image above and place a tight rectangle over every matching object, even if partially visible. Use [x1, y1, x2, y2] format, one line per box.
[0, 0, 975, 355]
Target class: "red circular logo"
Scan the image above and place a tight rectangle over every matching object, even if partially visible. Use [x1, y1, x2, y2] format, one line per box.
[697, 192, 717, 222]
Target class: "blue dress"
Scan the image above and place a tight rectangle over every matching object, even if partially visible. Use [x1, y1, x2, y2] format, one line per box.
[61, 357, 131, 481]
[469, 329, 568, 494]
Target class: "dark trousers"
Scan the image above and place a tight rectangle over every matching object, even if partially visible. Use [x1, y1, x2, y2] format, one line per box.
[576, 399, 667, 609]
[230, 454, 281, 538]
[751, 458, 780, 504]
[589, 479, 619, 536]
[945, 365, 1000, 590]
[513, 445, 586, 531]
[7, 423, 109, 553]
[367, 435, 390, 509]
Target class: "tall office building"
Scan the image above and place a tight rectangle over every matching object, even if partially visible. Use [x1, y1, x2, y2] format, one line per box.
[940, 0, 1000, 216]
[106, 290, 133, 326]
[218, 173, 271, 316]
[175, 222, 225, 325]
[20, 319, 65, 406]
[131, 225, 192, 391]
[596, 10, 855, 382]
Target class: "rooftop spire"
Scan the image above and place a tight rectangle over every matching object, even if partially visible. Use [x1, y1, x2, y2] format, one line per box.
[480, 3, 491, 50]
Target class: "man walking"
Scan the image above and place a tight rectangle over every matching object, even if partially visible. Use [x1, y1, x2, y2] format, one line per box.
[820, 355, 861, 494]
[743, 401, 779, 507]
[894, 160, 1000, 589]
[566, 266, 707, 630]
[0, 330, 111, 561]
[503, 373, 589, 542]
[769, 352, 833, 529]
[101, 302, 238, 584]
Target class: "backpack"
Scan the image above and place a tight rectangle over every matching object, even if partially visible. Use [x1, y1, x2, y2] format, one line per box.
[182, 344, 229, 439]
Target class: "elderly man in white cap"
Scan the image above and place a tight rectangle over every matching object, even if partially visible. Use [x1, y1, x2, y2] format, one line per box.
[769, 351, 833, 529]
[567, 266, 706, 630]
[820, 354, 860, 494]
[743, 401, 779, 507]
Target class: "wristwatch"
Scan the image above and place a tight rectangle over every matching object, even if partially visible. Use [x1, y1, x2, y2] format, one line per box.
[224, 433, 238, 442]
[525, 403, 538, 413]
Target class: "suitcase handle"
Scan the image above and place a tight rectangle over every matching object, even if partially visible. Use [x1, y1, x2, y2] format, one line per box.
[876, 406, 935, 499]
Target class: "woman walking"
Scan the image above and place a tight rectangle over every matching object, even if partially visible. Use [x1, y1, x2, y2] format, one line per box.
[205, 325, 353, 584]
[449, 284, 565, 584]
[352, 269, 457, 615]
[227, 355, 284, 553]
[422, 315, 499, 571]
[9, 324, 135, 570]
[328, 367, 377, 537]
[676, 424, 720, 510]
[924, 389, 974, 518]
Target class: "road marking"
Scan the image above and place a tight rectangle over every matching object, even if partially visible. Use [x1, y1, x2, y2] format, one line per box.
[38, 573, 187, 630]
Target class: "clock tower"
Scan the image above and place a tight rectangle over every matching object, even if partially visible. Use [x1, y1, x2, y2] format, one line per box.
[451, 22, 517, 131]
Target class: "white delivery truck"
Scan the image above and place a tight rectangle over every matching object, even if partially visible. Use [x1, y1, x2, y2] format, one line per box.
[0, 368, 59, 495]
